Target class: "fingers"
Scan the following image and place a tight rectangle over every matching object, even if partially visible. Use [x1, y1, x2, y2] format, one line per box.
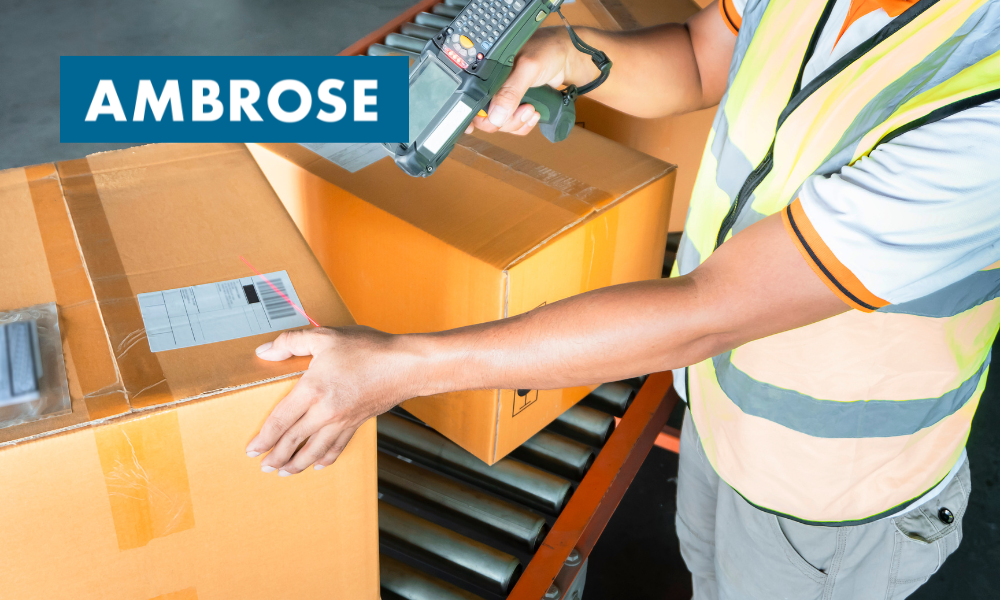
[245, 376, 319, 456]
[277, 423, 340, 475]
[314, 428, 358, 470]
[259, 406, 330, 472]
[468, 105, 540, 135]
[479, 56, 544, 132]
[511, 111, 541, 136]
[255, 327, 331, 362]
[280, 423, 355, 474]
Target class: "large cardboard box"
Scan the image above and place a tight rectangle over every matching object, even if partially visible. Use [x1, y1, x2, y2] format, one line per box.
[249, 128, 674, 463]
[0, 144, 379, 599]
[546, 0, 715, 231]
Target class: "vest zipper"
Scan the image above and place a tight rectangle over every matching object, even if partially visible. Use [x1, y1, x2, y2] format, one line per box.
[714, 142, 774, 249]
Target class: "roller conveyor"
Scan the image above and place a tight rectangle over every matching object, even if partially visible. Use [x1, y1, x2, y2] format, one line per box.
[376, 374, 677, 600]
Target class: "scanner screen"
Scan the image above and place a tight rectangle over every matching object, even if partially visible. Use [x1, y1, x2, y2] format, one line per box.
[409, 60, 460, 144]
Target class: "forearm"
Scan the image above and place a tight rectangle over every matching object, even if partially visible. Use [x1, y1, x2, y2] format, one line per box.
[560, 24, 712, 118]
[397, 214, 847, 399]
[403, 277, 720, 396]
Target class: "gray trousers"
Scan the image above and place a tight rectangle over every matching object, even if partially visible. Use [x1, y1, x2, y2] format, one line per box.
[675, 409, 971, 600]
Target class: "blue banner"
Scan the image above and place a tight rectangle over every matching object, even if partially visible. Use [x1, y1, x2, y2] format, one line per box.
[60, 56, 408, 143]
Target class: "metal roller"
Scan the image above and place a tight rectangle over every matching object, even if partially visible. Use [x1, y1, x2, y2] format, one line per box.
[384, 33, 428, 54]
[379, 453, 549, 551]
[622, 375, 649, 391]
[431, 3, 463, 18]
[377, 413, 572, 514]
[581, 382, 637, 417]
[380, 554, 485, 600]
[510, 430, 595, 481]
[400, 22, 441, 40]
[367, 43, 419, 58]
[379, 501, 523, 595]
[547, 404, 616, 448]
[414, 12, 453, 29]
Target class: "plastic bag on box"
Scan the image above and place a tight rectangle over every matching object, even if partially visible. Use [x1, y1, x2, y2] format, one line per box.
[0, 302, 71, 430]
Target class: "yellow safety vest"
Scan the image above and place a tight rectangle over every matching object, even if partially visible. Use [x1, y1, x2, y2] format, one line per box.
[674, 0, 1000, 524]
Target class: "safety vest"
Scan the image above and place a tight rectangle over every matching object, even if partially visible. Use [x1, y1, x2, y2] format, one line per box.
[674, 0, 1000, 524]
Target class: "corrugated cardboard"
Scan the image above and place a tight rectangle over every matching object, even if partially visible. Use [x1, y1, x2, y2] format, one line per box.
[248, 128, 674, 463]
[546, 0, 715, 231]
[0, 144, 379, 599]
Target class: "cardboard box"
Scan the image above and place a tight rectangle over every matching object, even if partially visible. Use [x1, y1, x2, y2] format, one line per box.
[0, 144, 379, 599]
[546, 0, 715, 231]
[249, 128, 674, 463]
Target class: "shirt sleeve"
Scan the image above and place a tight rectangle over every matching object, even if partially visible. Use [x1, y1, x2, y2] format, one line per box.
[781, 99, 1000, 312]
[720, 0, 745, 34]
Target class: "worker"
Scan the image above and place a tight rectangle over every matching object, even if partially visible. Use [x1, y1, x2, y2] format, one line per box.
[244, 0, 1000, 597]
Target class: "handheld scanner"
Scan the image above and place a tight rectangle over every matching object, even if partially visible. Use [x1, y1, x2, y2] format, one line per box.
[384, 0, 574, 177]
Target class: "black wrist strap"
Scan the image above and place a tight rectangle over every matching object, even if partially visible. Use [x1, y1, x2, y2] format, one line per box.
[556, 8, 613, 96]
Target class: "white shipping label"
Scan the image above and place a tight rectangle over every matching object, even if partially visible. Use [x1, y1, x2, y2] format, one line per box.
[137, 271, 310, 353]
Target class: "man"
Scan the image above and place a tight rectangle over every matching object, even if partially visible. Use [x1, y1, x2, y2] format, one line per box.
[244, 0, 1000, 597]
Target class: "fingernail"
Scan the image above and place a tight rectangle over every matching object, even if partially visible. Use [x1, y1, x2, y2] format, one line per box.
[465, 125, 474, 134]
[246, 450, 260, 458]
[529, 112, 541, 126]
[520, 109, 533, 123]
[314, 464, 325, 470]
[488, 105, 508, 127]
[255, 342, 272, 355]
[278, 469, 292, 477]
[261, 465, 276, 473]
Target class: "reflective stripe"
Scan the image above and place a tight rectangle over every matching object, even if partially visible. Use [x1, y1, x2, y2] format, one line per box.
[713, 350, 989, 438]
[690, 356, 981, 524]
[825, 7, 1000, 173]
[751, 0, 990, 215]
[880, 271, 1000, 317]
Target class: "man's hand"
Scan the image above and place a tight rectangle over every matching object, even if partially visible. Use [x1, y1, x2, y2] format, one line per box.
[466, 27, 584, 136]
[466, 2, 736, 136]
[245, 326, 416, 475]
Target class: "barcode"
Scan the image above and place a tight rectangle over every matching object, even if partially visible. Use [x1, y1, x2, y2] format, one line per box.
[255, 278, 297, 321]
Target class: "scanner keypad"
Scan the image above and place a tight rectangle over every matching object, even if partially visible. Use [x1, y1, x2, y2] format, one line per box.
[449, 0, 526, 64]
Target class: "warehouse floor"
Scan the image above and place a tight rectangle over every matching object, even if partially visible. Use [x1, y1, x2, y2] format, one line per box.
[3, 1, 998, 598]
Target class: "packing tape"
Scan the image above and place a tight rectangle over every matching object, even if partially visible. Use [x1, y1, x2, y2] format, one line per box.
[452, 136, 615, 216]
[150, 588, 198, 600]
[596, 0, 640, 30]
[24, 164, 130, 419]
[94, 409, 195, 551]
[56, 159, 173, 409]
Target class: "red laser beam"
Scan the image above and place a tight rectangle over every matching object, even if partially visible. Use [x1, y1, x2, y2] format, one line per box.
[239, 255, 319, 327]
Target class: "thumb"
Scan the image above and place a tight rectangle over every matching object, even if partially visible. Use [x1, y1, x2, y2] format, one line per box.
[255, 328, 329, 361]
[486, 57, 545, 130]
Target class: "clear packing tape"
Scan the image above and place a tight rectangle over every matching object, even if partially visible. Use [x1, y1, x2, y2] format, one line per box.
[0, 302, 71, 429]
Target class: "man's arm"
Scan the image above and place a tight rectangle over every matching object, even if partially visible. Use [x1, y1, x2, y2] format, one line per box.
[245, 213, 847, 475]
[471, 1, 735, 135]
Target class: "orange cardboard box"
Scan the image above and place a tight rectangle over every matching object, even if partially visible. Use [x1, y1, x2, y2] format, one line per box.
[248, 128, 674, 464]
[546, 0, 715, 231]
[0, 144, 379, 600]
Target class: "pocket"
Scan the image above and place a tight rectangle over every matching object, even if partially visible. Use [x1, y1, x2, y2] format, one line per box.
[889, 460, 971, 591]
[769, 515, 829, 584]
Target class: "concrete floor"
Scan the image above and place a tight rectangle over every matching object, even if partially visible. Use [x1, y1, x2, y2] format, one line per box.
[3, 1, 998, 598]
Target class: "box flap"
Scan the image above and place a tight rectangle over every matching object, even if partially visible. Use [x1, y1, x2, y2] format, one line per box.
[260, 127, 673, 269]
